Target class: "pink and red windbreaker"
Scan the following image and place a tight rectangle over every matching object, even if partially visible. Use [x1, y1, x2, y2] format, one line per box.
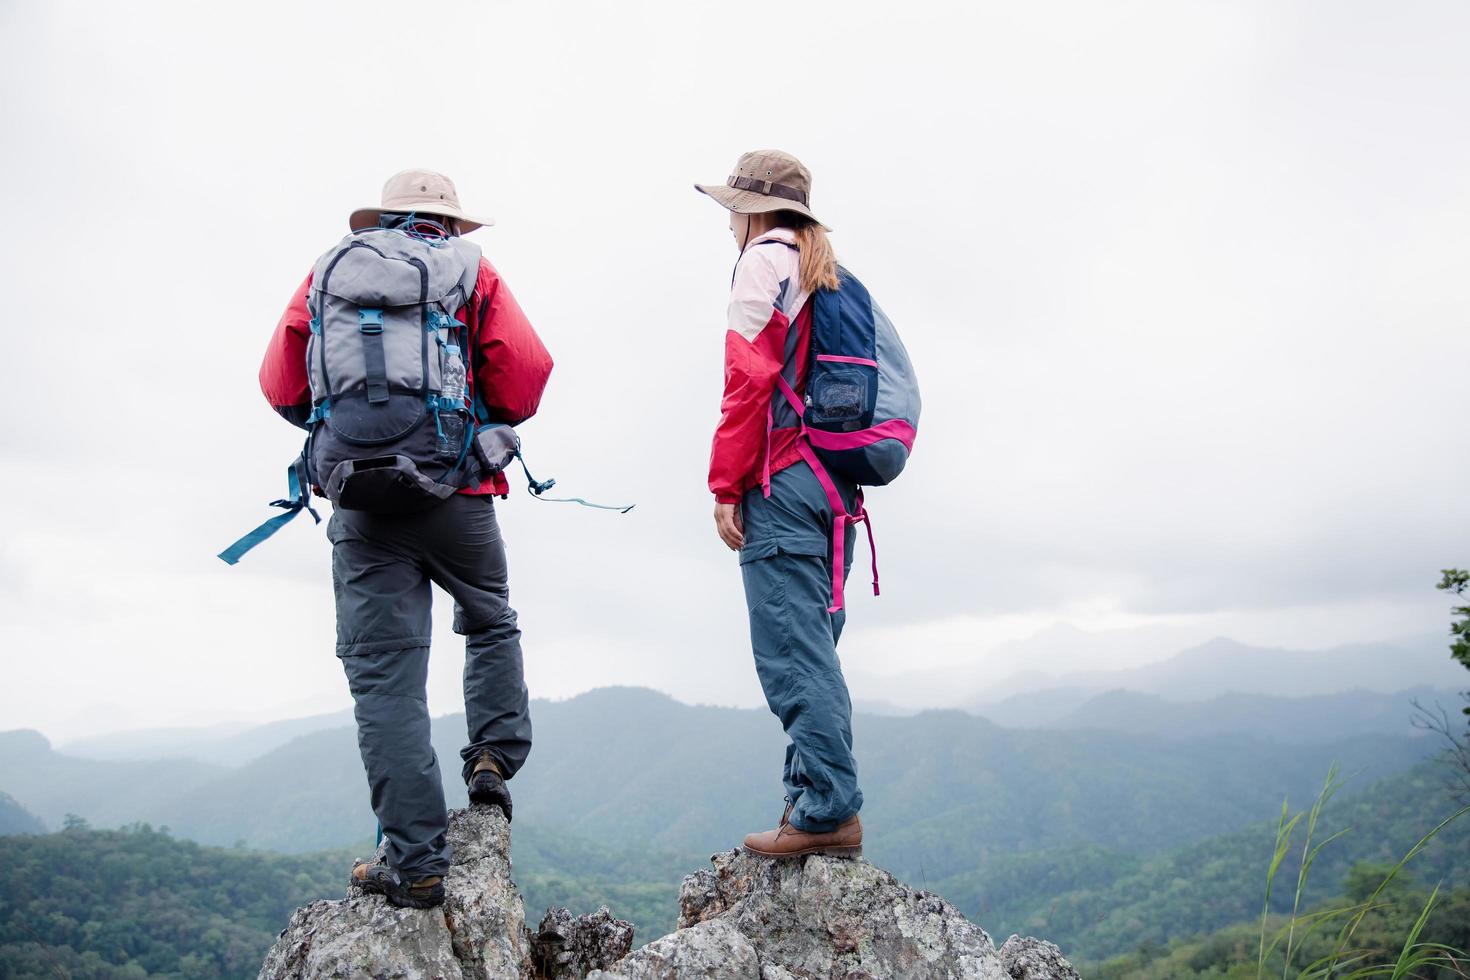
[709, 228, 812, 504]
[260, 256, 553, 497]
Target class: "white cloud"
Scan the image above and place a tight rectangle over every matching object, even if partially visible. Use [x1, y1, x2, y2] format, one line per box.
[2, 0, 1468, 739]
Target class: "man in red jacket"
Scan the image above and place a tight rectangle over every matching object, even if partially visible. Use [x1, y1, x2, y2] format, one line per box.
[259, 170, 552, 909]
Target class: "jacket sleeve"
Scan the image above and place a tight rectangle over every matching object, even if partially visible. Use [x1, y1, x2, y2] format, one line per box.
[469, 258, 553, 426]
[259, 272, 314, 429]
[708, 246, 789, 503]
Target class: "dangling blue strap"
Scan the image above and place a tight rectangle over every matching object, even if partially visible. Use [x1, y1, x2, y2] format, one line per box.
[467, 394, 634, 512]
[217, 459, 321, 565]
[514, 444, 635, 513]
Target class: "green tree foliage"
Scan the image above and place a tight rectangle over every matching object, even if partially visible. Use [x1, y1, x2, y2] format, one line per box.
[1091, 886, 1470, 980]
[937, 762, 1470, 962]
[1089, 770, 1470, 980]
[0, 823, 351, 980]
[1438, 568, 1470, 714]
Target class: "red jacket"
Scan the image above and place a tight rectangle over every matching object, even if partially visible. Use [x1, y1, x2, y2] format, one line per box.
[709, 228, 813, 503]
[260, 255, 553, 496]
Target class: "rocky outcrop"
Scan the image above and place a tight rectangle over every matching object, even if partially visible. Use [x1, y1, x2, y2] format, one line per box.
[259, 807, 1081, 980]
[533, 907, 636, 978]
[587, 848, 1032, 980]
[259, 806, 529, 980]
[997, 936, 1083, 980]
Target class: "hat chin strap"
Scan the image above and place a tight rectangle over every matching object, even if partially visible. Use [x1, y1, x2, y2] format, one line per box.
[738, 213, 753, 252]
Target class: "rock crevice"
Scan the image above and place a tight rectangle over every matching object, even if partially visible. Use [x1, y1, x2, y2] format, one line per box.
[259, 807, 1080, 980]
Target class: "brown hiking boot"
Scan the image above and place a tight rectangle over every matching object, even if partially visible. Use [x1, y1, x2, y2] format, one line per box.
[468, 750, 512, 821]
[743, 813, 862, 859]
[350, 861, 445, 909]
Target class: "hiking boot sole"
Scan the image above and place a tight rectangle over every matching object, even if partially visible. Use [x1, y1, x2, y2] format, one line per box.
[741, 843, 863, 860]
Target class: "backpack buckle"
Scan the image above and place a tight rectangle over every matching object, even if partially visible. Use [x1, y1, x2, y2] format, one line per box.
[359, 308, 384, 334]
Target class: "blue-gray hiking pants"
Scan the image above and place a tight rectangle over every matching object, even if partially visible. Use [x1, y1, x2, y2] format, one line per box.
[328, 493, 531, 880]
[740, 461, 864, 833]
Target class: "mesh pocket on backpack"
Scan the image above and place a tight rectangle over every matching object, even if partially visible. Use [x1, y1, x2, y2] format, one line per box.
[807, 369, 870, 431]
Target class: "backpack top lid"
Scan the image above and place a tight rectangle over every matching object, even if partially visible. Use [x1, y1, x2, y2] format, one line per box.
[313, 229, 481, 310]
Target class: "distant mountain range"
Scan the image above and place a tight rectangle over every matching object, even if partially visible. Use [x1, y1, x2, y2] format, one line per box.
[5, 679, 1467, 969]
[46, 634, 1465, 764]
[56, 709, 354, 764]
[977, 685, 1460, 740]
[848, 633, 1465, 713]
[990, 636, 1462, 702]
[0, 686, 1446, 888]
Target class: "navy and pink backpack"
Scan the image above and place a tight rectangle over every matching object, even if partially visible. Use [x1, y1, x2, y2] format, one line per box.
[772, 267, 921, 612]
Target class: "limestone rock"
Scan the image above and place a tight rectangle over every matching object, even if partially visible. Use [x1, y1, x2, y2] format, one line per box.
[587, 919, 761, 980]
[259, 897, 467, 980]
[599, 848, 1022, 980]
[257, 806, 529, 980]
[533, 906, 636, 978]
[260, 809, 1082, 980]
[998, 935, 1084, 980]
[439, 807, 531, 977]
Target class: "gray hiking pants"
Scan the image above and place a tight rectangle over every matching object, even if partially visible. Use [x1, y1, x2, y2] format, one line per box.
[328, 493, 530, 880]
[740, 461, 864, 833]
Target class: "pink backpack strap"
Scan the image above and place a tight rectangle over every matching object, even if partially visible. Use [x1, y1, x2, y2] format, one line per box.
[794, 440, 849, 612]
[775, 375, 881, 613]
[854, 492, 879, 597]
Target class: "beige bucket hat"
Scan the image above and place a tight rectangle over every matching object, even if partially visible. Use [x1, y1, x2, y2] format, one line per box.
[349, 169, 495, 234]
[695, 149, 829, 230]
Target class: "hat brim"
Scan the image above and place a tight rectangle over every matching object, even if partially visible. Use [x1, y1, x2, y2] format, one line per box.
[349, 205, 494, 234]
[694, 183, 830, 232]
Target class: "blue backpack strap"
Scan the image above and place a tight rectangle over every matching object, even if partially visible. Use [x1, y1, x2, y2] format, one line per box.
[217, 456, 322, 565]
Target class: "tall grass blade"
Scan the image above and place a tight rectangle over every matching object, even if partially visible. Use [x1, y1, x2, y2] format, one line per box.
[1259, 798, 1304, 978]
[1324, 802, 1470, 975]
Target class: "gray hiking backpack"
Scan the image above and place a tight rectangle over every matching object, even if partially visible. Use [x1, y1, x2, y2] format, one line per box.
[302, 227, 496, 511]
[219, 224, 633, 566]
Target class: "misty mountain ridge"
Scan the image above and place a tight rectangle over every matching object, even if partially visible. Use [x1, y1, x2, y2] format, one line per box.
[1033, 685, 1459, 742]
[57, 708, 354, 764]
[0, 790, 43, 835]
[849, 632, 1462, 712]
[0, 685, 1444, 888]
[36, 632, 1463, 761]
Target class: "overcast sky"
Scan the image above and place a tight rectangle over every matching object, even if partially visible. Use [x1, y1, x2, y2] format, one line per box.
[2, 0, 1467, 741]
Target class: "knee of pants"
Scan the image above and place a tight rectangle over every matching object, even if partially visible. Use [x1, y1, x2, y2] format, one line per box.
[765, 670, 851, 730]
[340, 646, 431, 700]
[454, 602, 519, 638]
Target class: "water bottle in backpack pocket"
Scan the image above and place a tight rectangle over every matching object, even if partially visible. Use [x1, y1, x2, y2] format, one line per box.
[434, 340, 468, 463]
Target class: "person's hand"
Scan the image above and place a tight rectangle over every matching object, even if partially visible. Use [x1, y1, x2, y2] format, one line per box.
[714, 502, 744, 551]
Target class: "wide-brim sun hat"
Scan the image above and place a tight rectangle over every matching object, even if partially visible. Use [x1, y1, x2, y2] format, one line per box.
[349, 168, 495, 234]
[695, 149, 830, 231]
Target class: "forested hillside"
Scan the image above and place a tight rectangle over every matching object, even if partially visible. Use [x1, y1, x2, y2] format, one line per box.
[0, 687, 1441, 878]
[1, 686, 1461, 975]
[1093, 880, 1470, 979]
[0, 822, 349, 980]
[933, 761, 1470, 959]
[0, 790, 42, 834]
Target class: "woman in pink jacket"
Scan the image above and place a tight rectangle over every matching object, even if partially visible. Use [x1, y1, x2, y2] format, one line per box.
[696, 150, 864, 859]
